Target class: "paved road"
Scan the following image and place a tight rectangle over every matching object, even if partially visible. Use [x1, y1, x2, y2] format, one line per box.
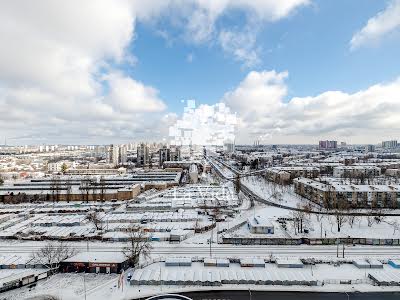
[1, 242, 400, 258]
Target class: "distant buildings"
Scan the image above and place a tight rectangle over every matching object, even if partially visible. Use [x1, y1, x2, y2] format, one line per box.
[332, 165, 381, 178]
[224, 140, 235, 153]
[382, 140, 398, 149]
[137, 143, 150, 166]
[106, 144, 128, 166]
[119, 145, 127, 165]
[365, 144, 375, 153]
[159, 146, 181, 167]
[189, 164, 199, 183]
[107, 144, 119, 166]
[318, 140, 337, 150]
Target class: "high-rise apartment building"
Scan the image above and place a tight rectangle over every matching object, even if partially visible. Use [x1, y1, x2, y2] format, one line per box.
[137, 143, 149, 166]
[107, 144, 119, 166]
[318, 140, 337, 150]
[365, 144, 375, 153]
[382, 140, 398, 149]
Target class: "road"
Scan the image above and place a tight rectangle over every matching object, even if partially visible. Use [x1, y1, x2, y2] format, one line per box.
[1, 242, 400, 258]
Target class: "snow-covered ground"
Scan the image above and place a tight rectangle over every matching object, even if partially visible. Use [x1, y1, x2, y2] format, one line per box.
[0, 273, 118, 300]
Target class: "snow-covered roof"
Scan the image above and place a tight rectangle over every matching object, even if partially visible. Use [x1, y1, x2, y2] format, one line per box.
[63, 251, 127, 263]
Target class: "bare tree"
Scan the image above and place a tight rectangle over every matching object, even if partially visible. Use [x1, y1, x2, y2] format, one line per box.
[333, 199, 348, 232]
[291, 205, 306, 234]
[388, 221, 400, 235]
[31, 241, 77, 271]
[122, 225, 152, 267]
[367, 214, 375, 227]
[85, 210, 103, 231]
[347, 214, 358, 229]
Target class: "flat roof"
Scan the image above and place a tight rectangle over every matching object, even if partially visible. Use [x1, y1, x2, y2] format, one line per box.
[63, 251, 127, 264]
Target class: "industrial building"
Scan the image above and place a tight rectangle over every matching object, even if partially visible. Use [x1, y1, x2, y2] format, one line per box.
[61, 252, 129, 274]
[0, 172, 181, 203]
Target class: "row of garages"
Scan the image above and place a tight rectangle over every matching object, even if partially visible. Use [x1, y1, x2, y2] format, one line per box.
[0, 269, 49, 293]
[130, 268, 318, 286]
[222, 236, 400, 246]
[369, 271, 400, 286]
[104, 212, 199, 223]
[0, 255, 45, 269]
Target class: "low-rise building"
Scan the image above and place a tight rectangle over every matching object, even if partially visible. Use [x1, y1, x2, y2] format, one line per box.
[294, 177, 400, 209]
[265, 166, 319, 184]
[247, 216, 274, 234]
[333, 166, 381, 178]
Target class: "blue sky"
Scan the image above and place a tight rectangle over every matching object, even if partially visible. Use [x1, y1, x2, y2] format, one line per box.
[130, 0, 399, 110]
[0, 0, 400, 144]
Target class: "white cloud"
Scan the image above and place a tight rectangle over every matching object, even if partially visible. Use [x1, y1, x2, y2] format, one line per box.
[223, 70, 400, 144]
[0, 0, 171, 144]
[350, 0, 400, 50]
[0, 0, 310, 143]
[104, 72, 166, 113]
[219, 28, 261, 67]
[142, 0, 309, 65]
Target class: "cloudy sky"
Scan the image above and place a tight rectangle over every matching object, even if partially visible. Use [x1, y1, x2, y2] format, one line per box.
[0, 0, 399, 145]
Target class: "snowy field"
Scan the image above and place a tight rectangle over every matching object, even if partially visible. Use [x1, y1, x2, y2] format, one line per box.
[224, 204, 400, 240]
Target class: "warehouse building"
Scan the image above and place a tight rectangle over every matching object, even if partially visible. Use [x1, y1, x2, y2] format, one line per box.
[61, 252, 129, 274]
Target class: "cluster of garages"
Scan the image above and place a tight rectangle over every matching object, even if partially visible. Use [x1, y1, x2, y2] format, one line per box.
[130, 267, 317, 287]
[131, 258, 315, 287]
[369, 260, 400, 286]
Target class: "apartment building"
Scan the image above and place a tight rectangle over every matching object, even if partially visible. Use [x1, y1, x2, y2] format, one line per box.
[137, 143, 150, 166]
[319, 140, 337, 150]
[333, 166, 381, 178]
[294, 177, 400, 209]
[265, 166, 320, 184]
[382, 140, 398, 149]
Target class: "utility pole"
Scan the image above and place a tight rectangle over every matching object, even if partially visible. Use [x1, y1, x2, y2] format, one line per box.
[336, 239, 339, 258]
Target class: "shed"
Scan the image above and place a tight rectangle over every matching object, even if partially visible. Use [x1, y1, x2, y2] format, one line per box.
[240, 258, 254, 267]
[368, 259, 383, 269]
[276, 258, 304, 268]
[253, 258, 265, 267]
[353, 259, 370, 269]
[216, 259, 230, 267]
[165, 257, 192, 267]
[388, 260, 400, 269]
[204, 258, 217, 267]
